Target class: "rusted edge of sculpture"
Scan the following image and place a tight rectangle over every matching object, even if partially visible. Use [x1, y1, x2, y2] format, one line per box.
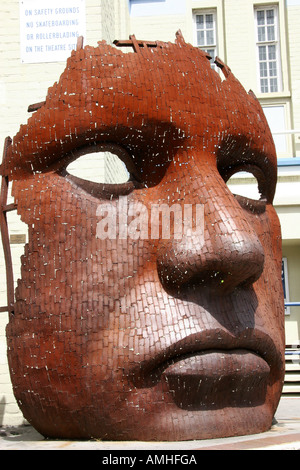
[0, 137, 15, 314]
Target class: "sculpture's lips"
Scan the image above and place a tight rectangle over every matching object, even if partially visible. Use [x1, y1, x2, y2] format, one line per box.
[161, 350, 270, 409]
[132, 349, 271, 410]
[129, 328, 283, 410]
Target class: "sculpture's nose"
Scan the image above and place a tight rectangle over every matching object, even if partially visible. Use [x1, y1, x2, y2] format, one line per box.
[156, 161, 265, 297]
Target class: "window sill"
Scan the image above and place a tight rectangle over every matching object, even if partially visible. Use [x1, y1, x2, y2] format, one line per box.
[256, 91, 291, 101]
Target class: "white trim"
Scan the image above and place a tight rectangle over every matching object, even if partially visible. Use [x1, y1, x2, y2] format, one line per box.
[273, 130, 300, 135]
[282, 257, 291, 315]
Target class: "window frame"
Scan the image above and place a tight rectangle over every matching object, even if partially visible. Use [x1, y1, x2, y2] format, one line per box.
[261, 102, 293, 157]
[254, 5, 282, 94]
[193, 9, 218, 70]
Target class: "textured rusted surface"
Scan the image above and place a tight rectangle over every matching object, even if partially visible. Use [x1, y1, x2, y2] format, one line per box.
[0, 136, 15, 314]
[1, 33, 285, 441]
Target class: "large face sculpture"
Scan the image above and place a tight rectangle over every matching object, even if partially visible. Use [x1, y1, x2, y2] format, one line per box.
[1, 33, 285, 441]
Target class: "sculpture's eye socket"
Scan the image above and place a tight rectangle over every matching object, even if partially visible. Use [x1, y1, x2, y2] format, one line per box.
[66, 150, 130, 184]
[224, 166, 268, 213]
[216, 138, 277, 213]
[59, 144, 142, 199]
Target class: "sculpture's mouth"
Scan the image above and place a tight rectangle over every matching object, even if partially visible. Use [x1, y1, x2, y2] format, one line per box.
[129, 328, 281, 411]
[132, 349, 270, 410]
[159, 350, 270, 410]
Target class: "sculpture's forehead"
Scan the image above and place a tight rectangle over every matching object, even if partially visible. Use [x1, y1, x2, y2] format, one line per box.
[50, 41, 227, 125]
[59, 41, 233, 121]
[1, 38, 276, 178]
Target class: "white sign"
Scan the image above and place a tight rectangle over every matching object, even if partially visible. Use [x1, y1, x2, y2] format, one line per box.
[20, 0, 86, 63]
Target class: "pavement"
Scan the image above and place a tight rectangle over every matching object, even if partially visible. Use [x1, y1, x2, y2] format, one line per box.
[0, 396, 299, 451]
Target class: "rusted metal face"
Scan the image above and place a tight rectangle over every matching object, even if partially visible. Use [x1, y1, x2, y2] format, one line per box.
[1, 33, 285, 441]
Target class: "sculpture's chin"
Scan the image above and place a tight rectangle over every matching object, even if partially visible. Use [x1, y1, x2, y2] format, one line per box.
[15, 373, 276, 442]
[21, 400, 275, 442]
[123, 404, 275, 442]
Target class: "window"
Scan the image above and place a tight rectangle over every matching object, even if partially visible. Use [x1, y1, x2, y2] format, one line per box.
[194, 10, 217, 70]
[255, 6, 282, 93]
[262, 105, 288, 155]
